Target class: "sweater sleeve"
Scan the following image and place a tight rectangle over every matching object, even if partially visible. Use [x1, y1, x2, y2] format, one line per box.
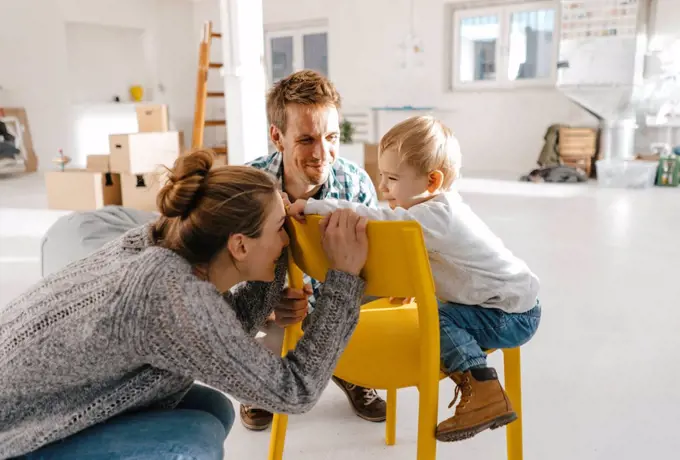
[224, 254, 286, 335]
[136, 267, 365, 415]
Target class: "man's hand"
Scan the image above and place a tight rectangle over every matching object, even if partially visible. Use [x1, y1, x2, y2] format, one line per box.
[287, 199, 307, 222]
[273, 283, 313, 327]
[389, 297, 415, 305]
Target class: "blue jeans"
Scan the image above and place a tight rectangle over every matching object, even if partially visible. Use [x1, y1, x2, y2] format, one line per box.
[22, 384, 234, 460]
[439, 301, 542, 373]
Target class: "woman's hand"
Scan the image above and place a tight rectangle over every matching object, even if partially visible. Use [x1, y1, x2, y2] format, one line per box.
[287, 199, 307, 222]
[319, 209, 368, 276]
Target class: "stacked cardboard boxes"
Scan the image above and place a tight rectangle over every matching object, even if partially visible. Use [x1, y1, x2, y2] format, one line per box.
[46, 104, 184, 212]
[109, 129, 184, 212]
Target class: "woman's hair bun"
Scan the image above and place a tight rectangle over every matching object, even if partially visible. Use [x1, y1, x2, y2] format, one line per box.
[157, 149, 214, 218]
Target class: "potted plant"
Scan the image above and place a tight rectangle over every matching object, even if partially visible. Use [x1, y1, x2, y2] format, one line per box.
[339, 119, 364, 166]
[340, 119, 355, 144]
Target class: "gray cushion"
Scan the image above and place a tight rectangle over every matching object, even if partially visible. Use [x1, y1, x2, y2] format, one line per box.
[41, 206, 158, 277]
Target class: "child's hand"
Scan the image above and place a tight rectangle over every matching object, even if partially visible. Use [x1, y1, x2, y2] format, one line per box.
[389, 297, 415, 305]
[287, 199, 307, 222]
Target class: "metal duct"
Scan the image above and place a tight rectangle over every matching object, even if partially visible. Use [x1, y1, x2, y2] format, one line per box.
[556, 0, 653, 160]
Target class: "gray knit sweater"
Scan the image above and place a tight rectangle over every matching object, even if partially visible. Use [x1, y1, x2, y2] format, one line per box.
[0, 224, 365, 458]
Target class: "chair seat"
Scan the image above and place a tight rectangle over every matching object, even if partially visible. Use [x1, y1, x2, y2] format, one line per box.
[334, 298, 498, 390]
[335, 298, 444, 389]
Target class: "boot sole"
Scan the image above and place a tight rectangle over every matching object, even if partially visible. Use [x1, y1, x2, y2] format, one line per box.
[239, 409, 273, 431]
[240, 417, 272, 431]
[436, 411, 518, 442]
[332, 378, 387, 423]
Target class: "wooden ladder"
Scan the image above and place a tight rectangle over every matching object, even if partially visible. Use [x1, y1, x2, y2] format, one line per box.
[192, 21, 228, 159]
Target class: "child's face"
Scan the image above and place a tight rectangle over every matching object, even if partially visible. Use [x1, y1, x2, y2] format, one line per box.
[378, 148, 434, 210]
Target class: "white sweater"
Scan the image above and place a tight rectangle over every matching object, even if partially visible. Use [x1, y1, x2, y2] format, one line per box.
[305, 192, 539, 313]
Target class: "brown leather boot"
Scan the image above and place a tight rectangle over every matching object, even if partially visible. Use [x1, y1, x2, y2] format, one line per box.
[436, 367, 517, 442]
[332, 376, 387, 422]
[240, 404, 273, 431]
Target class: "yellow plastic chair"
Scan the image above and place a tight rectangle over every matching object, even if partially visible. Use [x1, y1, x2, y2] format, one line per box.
[268, 216, 524, 460]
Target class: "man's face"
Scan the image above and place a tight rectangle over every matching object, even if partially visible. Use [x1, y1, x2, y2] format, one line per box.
[271, 103, 340, 187]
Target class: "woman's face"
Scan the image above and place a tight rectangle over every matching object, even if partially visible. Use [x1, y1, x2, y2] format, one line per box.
[207, 192, 289, 291]
[240, 192, 290, 281]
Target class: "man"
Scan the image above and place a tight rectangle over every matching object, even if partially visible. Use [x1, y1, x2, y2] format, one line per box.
[243, 70, 386, 431]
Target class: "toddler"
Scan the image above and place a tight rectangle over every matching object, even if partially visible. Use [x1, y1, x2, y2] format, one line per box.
[287, 115, 541, 442]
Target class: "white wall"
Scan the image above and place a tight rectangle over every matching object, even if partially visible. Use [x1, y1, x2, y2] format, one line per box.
[0, 0, 196, 169]
[652, 0, 680, 43]
[191, 0, 680, 174]
[65, 23, 149, 104]
[260, 0, 593, 176]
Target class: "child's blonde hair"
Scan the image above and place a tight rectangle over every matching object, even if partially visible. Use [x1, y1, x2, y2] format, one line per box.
[379, 116, 462, 190]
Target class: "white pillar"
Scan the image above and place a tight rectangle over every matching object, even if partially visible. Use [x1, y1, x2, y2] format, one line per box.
[219, 0, 269, 165]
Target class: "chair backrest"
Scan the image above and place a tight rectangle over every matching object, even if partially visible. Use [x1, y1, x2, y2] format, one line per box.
[285, 216, 441, 390]
[286, 215, 436, 301]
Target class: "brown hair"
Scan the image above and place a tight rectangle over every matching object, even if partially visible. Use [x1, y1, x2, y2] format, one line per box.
[152, 149, 278, 265]
[379, 116, 462, 190]
[266, 70, 342, 133]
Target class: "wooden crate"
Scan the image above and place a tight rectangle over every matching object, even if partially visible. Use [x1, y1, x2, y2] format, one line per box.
[559, 127, 598, 176]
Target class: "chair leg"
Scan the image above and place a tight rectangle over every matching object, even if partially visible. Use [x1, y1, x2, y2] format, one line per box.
[415, 381, 438, 460]
[503, 348, 523, 460]
[268, 413, 288, 460]
[386, 388, 397, 446]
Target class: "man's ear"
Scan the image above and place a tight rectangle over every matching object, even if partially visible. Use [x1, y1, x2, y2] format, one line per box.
[270, 125, 284, 152]
[226, 233, 249, 263]
[427, 170, 444, 193]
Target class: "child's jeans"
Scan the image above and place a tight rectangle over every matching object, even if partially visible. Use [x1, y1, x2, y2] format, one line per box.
[439, 300, 541, 373]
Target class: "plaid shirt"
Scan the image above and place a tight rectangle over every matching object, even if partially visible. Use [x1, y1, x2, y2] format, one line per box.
[248, 151, 378, 306]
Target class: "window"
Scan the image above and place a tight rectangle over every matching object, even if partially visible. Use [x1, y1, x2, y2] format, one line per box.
[265, 26, 328, 84]
[452, 2, 557, 89]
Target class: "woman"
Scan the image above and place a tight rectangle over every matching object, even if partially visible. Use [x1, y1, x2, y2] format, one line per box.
[0, 149, 369, 459]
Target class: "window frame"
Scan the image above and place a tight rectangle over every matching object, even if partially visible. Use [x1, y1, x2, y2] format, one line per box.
[264, 25, 329, 86]
[451, 1, 559, 90]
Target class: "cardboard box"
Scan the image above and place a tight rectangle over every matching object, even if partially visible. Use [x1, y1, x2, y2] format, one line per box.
[636, 153, 661, 162]
[121, 172, 167, 212]
[45, 170, 122, 211]
[86, 155, 110, 172]
[213, 153, 227, 168]
[109, 131, 182, 174]
[136, 104, 169, 133]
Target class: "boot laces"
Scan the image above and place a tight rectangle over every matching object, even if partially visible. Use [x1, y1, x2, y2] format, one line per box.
[448, 375, 472, 410]
[346, 383, 381, 406]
